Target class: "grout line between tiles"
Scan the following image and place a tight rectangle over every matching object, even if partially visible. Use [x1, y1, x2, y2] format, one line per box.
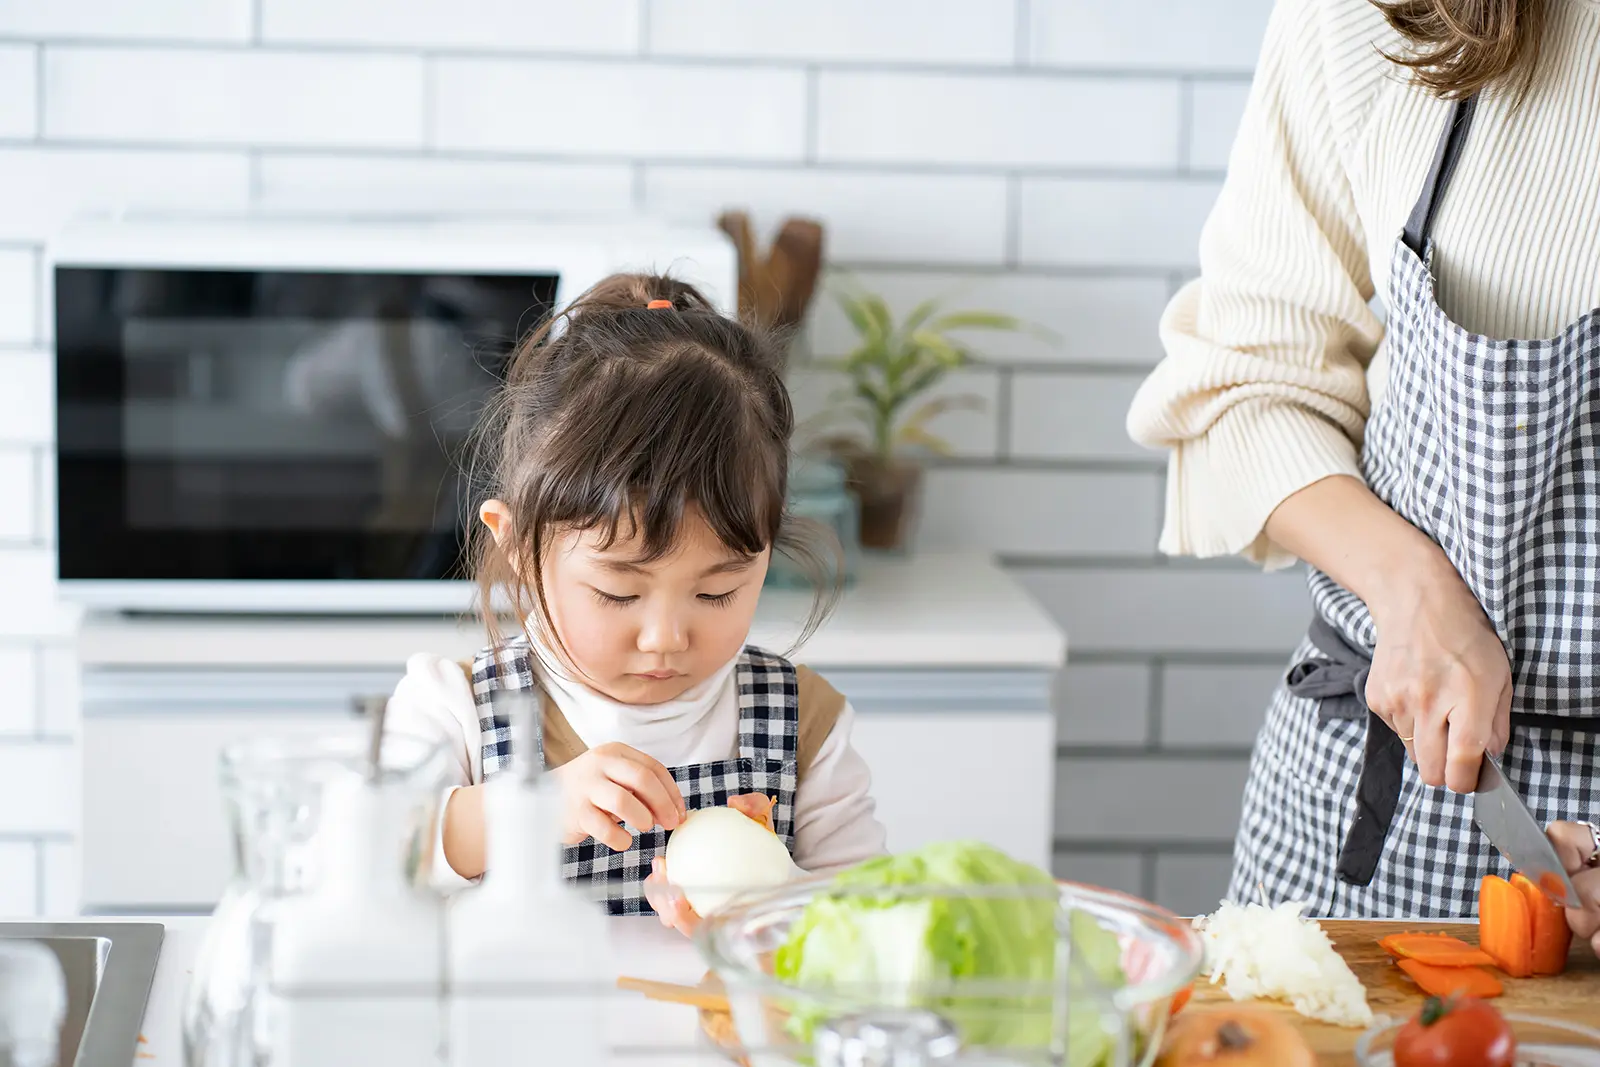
[33, 43, 43, 140]
[637, 0, 651, 56]
[30, 446, 44, 549]
[995, 366, 1014, 459]
[1176, 77, 1193, 173]
[1014, 0, 1032, 66]
[252, 0, 264, 43]
[630, 162, 647, 211]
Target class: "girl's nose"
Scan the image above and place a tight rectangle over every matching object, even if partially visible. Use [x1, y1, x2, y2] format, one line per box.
[636, 609, 688, 655]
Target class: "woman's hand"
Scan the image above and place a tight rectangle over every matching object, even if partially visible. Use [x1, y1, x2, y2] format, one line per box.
[553, 742, 686, 852]
[1548, 821, 1600, 957]
[1363, 549, 1513, 793]
[1263, 475, 1511, 794]
[645, 857, 701, 936]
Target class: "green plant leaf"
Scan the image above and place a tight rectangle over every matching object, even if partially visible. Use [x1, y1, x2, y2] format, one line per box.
[899, 394, 986, 437]
[929, 310, 1025, 332]
[909, 329, 970, 369]
[894, 424, 956, 456]
[900, 296, 943, 337]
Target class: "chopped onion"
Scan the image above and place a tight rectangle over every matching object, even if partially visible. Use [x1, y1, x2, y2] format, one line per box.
[663, 806, 795, 916]
[1193, 900, 1373, 1028]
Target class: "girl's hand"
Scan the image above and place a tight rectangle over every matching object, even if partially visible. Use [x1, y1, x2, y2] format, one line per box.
[1547, 821, 1600, 957]
[553, 742, 686, 852]
[1364, 550, 1513, 794]
[645, 857, 700, 936]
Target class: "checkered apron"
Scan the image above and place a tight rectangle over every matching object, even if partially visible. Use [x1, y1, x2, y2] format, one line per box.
[1229, 94, 1600, 918]
[471, 638, 799, 916]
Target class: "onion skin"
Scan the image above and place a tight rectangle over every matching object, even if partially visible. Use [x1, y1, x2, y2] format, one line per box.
[1155, 1008, 1317, 1067]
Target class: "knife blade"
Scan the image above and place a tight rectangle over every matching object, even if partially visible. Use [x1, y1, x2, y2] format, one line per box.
[1472, 753, 1581, 908]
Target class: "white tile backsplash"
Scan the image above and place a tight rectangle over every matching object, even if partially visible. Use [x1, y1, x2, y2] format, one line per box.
[262, 0, 640, 53]
[1189, 80, 1252, 171]
[0, 742, 78, 835]
[40, 840, 80, 916]
[256, 155, 637, 216]
[644, 166, 1011, 264]
[1017, 565, 1311, 654]
[0, 350, 52, 446]
[0, 449, 34, 543]
[1009, 373, 1151, 460]
[1019, 177, 1222, 268]
[0, 647, 38, 735]
[648, 1, 1015, 65]
[1051, 850, 1144, 896]
[0, 841, 38, 917]
[1029, 0, 1273, 73]
[44, 48, 427, 148]
[1153, 852, 1236, 916]
[37, 646, 79, 741]
[0, 45, 37, 140]
[919, 469, 1160, 556]
[0, 550, 75, 639]
[0, 251, 36, 344]
[816, 72, 1181, 169]
[434, 59, 806, 160]
[0, 148, 252, 244]
[0, 0, 253, 41]
[806, 271, 1174, 366]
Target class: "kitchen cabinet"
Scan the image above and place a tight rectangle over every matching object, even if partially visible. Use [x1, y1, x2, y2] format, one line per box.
[76, 553, 1065, 913]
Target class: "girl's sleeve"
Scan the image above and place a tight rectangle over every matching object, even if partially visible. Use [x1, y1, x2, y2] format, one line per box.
[790, 699, 890, 874]
[384, 653, 483, 891]
[1125, 0, 1385, 569]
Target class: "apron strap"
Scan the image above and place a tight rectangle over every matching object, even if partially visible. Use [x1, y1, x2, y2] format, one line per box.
[1402, 94, 1479, 257]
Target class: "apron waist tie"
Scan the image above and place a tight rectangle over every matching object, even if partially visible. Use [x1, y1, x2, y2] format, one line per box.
[1288, 614, 1600, 887]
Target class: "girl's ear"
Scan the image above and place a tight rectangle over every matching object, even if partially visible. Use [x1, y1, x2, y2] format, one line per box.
[479, 499, 515, 559]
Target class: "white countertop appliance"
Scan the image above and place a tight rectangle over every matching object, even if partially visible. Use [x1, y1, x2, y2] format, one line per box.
[48, 212, 737, 615]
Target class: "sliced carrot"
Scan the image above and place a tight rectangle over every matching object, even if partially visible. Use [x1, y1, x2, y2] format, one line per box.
[1396, 958, 1504, 999]
[1511, 871, 1572, 976]
[1169, 983, 1192, 1017]
[1378, 932, 1498, 967]
[1479, 874, 1534, 978]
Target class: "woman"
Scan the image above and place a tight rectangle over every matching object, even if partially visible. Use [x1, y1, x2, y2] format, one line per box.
[1128, 0, 1600, 934]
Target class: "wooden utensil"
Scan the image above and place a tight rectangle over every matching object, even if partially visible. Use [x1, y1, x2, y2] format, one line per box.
[715, 210, 826, 338]
[615, 974, 730, 1013]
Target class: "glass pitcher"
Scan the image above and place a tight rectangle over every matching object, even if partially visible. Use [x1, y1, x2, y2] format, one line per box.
[181, 726, 451, 1067]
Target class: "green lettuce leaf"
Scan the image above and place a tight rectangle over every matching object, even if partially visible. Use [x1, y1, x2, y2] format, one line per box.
[772, 842, 1126, 1067]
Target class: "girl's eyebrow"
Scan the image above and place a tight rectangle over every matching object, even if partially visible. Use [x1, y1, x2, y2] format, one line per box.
[595, 556, 754, 577]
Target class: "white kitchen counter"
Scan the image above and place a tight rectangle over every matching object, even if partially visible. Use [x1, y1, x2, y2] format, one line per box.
[126, 916, 724, 1067]
[77, 552, 1065, 670]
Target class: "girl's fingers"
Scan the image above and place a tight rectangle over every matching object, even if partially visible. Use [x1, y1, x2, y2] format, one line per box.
[1548, 822, 1595, 874]
[579, 804, 632, 852]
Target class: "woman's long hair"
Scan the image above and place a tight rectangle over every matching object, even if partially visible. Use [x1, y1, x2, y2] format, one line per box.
[1374, 0, 1548, 100]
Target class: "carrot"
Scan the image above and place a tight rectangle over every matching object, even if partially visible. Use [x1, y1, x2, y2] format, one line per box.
[1478, 874, 1534, 978]
[1378, 933, 1498, 967]
[1169, 983, 1193, 1017]
[1396, 958, 1504, 999]
[1511, 871, 1572, 976]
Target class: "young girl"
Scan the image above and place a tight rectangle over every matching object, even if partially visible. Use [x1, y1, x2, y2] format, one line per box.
[384, 272, 888, 934]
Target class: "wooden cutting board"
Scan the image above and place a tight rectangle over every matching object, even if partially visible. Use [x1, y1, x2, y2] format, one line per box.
[692, 921, 1599, 1065]
[1188, 920, 1600, 1065]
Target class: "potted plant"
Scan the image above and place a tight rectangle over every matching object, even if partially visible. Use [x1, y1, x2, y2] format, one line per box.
[805, 279, 1039, 553]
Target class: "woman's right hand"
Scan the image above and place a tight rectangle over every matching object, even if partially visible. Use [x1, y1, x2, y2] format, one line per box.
[1264, 475, 1511, 795]
[553, 742, 687, 852]
[1363, 548, 1513, 794]
[1547, 821, 1600, 958]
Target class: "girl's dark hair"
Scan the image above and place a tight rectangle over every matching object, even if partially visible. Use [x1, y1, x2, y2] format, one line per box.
[1373, 0, 1547, 101]
[468, 271, 839, 660]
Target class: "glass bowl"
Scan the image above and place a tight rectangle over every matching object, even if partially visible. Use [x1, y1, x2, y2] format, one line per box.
[693, 877, 1204, 1067]
[1355, 1013, 1600, 1066]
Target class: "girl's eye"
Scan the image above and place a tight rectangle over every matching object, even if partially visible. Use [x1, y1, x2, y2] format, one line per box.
[591, 589, 638, 607]
[698, 590, 739, 606]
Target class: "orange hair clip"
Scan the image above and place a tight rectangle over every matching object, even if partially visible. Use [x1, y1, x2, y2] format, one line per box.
[646, 299, 672, 309]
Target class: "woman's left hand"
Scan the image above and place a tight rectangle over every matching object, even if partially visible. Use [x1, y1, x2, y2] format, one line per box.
[1547, 821, 1600, 956]
[644, 856, 701, 937]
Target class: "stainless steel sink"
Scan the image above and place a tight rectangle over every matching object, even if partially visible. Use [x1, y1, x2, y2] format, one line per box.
[0, 923, 164, 1067]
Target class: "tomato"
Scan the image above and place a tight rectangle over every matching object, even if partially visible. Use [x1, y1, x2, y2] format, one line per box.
[1392, 996, 1516, 1067]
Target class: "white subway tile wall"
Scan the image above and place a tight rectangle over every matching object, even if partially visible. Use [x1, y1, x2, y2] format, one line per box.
[0, 0, 1290, 915]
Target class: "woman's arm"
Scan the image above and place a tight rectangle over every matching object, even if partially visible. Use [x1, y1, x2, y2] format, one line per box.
[1127, 0, 1386, 568]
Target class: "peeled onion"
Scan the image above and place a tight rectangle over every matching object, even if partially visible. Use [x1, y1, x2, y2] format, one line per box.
[664, 806, 795, 916]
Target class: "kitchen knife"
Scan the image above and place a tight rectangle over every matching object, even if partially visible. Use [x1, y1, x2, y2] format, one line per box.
[1472, 753, 1581, 908]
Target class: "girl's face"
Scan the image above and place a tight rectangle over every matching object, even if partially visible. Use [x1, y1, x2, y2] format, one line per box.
[483, 502, 770, 705]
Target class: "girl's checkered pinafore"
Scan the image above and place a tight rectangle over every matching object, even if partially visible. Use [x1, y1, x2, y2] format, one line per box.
[1229, 94, 1600, 918]
[470, 637, 800, 916]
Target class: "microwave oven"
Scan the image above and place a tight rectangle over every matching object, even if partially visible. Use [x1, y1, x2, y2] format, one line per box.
[49, 214, 738, 614]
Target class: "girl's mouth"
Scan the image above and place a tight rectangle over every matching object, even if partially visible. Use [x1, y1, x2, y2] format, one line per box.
[633, 669, 681, 680]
